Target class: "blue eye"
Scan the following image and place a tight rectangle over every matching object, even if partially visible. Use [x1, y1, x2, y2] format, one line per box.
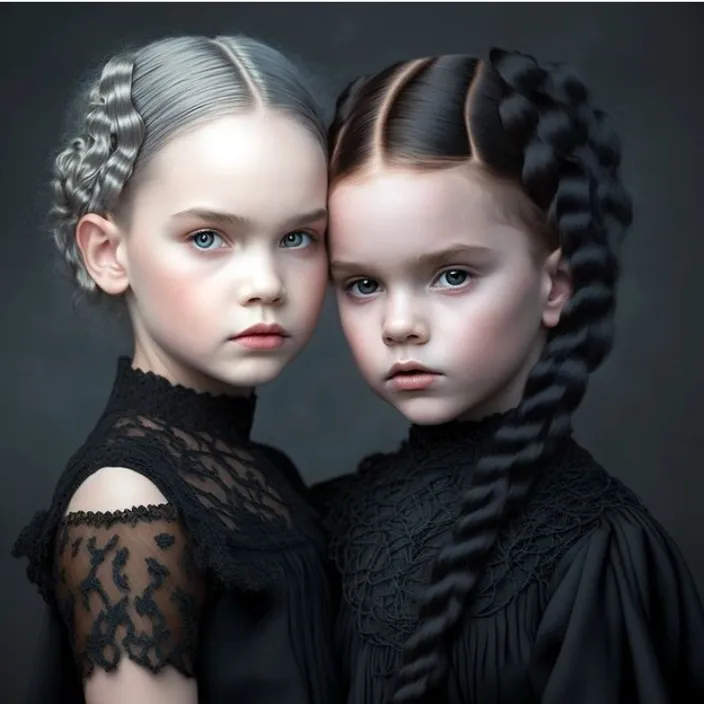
[436, 269, 470, 288]
[347, 278, 380, 296]
[190, 230, 224, 251]
[280, 231, 313, 248]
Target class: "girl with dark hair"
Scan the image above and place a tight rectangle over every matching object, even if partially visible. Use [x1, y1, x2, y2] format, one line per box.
[317, 48, 704, 703]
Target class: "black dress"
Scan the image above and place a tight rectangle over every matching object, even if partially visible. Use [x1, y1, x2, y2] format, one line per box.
[13, 358, 339, 704]
[315, 415, 704, 704]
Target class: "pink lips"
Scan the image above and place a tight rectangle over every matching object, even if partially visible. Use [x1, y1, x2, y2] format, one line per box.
[385, 361, 442, 391]
[232, 323, 289, 351]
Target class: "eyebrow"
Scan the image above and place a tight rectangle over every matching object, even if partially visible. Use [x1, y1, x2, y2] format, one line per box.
[170, 207, 328, 230]
[414, 244, 494, 268]
[330, 243, 494, 274]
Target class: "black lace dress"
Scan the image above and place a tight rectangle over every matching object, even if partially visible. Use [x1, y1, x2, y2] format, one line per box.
[13, 358, 339, 704]
[315, 415, 704, 704]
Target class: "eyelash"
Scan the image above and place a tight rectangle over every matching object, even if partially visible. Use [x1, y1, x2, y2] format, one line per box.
[188, 230, 226, 251]
[279, 230, 318, 249]
[344, 267, 473, 297]
[434, 268, 471, 289]
[187, 229, 318, 253]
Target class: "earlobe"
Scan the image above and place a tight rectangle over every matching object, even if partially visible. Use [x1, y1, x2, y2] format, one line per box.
[75, 214, 130, 296]
[542, 248, 572, 328]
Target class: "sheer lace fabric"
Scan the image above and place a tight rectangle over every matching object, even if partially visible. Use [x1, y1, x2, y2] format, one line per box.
[55, 504, 204, 676]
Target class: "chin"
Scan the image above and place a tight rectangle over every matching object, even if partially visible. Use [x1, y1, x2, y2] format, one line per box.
[386, 394, 465, 426]
[209, 356, 291, 391]
[221, 365, 286, 389]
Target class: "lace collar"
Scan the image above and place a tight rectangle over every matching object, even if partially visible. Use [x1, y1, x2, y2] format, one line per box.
[407, 411, 508, 456]
[104, 356, 256, 442]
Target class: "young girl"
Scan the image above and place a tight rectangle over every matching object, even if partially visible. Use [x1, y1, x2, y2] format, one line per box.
[13, 35, 338, 704]
[318, 49, 704, 703]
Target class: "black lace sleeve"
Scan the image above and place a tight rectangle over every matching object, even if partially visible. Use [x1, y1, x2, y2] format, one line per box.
[53, 503, 206, 680]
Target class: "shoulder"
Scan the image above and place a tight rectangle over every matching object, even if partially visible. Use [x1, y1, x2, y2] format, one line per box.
[558, 489, 691, 583]
[541, 441, 699, 605]
[528, 438, 642, 520]
[531, 488, 704, 700]
[524, 438, 647, 563]
[57, 466, 188, 584]
[471, 439, 643, 616]
[66, 466, 168, 515]
[45, 412, 183, 520]
[13, 457, 181, 602]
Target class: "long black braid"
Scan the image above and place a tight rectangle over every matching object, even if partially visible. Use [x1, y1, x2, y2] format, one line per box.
[385, 48, 633, 702]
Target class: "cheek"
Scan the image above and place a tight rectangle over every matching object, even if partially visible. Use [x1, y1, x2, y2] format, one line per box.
[337, 297, 380, 373]
[449, 274, 544, 360]
[285, 252, 328, 322]
[128, 241, 214, 326]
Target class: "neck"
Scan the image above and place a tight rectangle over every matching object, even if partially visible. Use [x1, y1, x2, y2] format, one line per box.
[107, 356, 257, 443]
[132, 342, 253, 399]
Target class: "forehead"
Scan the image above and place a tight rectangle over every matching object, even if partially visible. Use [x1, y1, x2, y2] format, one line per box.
[328, 166, 528, 264]
[134, 111, 327, 224]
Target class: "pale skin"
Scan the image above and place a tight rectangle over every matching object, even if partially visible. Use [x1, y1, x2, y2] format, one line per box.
[66, 110, 329, 703]
[328, 164, 572, 426]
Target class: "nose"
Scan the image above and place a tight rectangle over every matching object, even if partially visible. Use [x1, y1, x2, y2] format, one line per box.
[382, 295, 429, 346]
[237, 256, 286, 307]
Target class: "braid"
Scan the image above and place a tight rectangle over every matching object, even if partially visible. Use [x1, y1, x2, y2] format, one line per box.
[51, 54, 144, 297]
[389, 49, 633, 703]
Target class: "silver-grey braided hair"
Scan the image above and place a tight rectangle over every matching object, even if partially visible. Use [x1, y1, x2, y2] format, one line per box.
[51, 35, 326, 301]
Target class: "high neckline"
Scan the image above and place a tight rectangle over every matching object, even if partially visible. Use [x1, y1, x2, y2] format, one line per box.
[105, 356, 256, 442]
[407, 412, 508, 455]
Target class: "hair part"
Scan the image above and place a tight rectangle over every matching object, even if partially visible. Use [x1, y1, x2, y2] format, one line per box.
[329, 49, 632, 703]
[51, 35, 326, 302]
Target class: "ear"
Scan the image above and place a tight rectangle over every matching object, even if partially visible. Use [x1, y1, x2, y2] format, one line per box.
[541, 248, 572, 328]
[75, 213, 130, 296]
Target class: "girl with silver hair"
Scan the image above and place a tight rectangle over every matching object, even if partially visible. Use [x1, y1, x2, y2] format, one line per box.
[14, 34, 338, 704]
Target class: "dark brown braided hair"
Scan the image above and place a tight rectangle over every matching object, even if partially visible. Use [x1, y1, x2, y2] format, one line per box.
[328, 49, 633, 702]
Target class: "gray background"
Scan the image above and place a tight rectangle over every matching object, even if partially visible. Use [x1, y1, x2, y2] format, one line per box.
[1, 4, 702, 702]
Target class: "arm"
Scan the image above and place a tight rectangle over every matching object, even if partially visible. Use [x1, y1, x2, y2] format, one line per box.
[57, 467, 205, 704]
